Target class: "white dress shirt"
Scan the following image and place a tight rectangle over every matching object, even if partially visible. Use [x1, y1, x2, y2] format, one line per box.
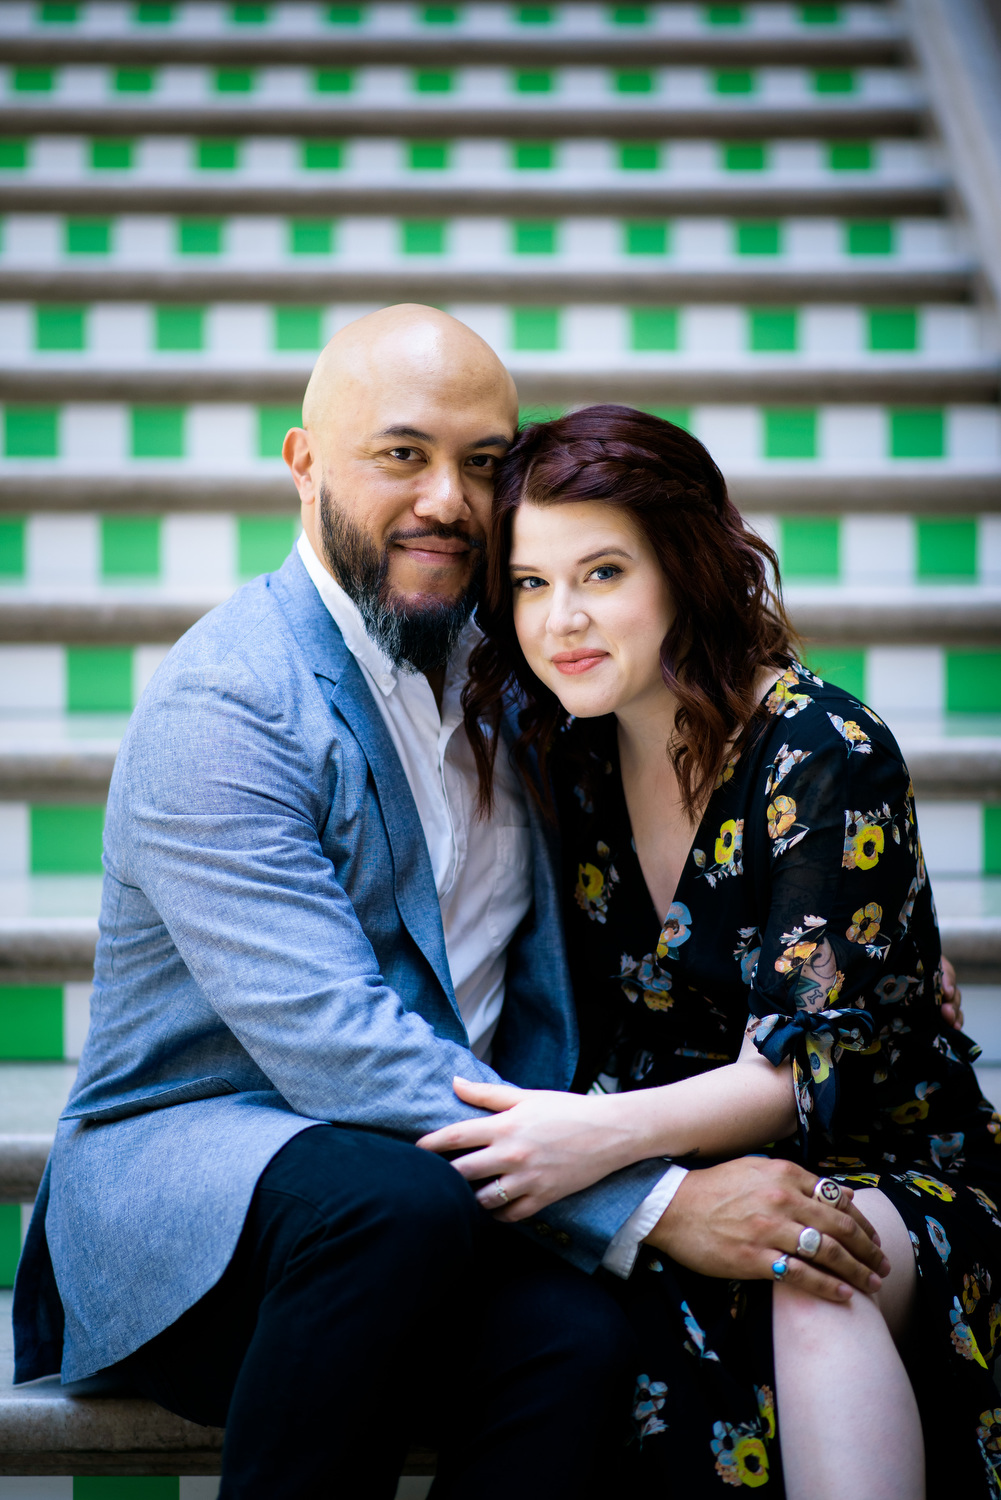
[298, 533, 685, 1274]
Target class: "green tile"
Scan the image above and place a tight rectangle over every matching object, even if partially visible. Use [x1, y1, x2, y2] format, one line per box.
[290, 219, 334, 254]
[196, 140, 239, 171]
[749, 308, 797, 351]
[0, 518, 25, 577]
[610, 6, 649, 22]
[316, 69, 353, 92]
[512, 307, 560, 350]
[829, 140, 871, 171]
[615, 71, 653, 93]
[515, 70, 553, 93]
[518, 404, 564, 424]
[91, 138, 133, 170]
[73, 1482, 180, 1500]
[985, 807, 1001, 877]
[624, 220, 669, 255]
[231, 3, 269, 19]
[714, 70, 754, 94]
[178, 218, 222, 254]
[867, 308, 917, 352]
[814, 70, 854, 93]
[409, 140, 450, 169]
[916, 518, 976, 579]
[422, 5, 458, 20]
[516, 6, 553, 21]
[415, 70, 453, 92]
[0, 140, 28, 170]
[846, 220, 893, 255]
[618, 141, 660, 170]
[946, 652, 1001, 714]
[723, 142, 766, 171]
[781, 517, 839, 577]
[303, 140, 343, 170]
[401, 220, 446, 254]
[13, 68, 54, 92]
[736, 220, 780, 255]
[275, 306, 323, 350]
[101, 517, 161, 578]
[66, 218, 111, 254]
[131, 406, 185, 458]
[41, 2, 78, 18]
[800, 4, 840, 20]
[513, 141, 553, 170]
[803, 647, 865, 698]
[36, 305, 86, 351]
[31, 804, 105, 874]
[764, 408, 816, 459]
[889, 407, 944, 459]
[4, 406, 58, 458]
[67, 648, 133, 712]
[514, 220, 556, 254]
[238, 516, 299, 578]
[0, 1205, 21, 1290]
[631, 308, 678, 351]
[135, 4, 175, 20]
[215, 68, 254, 92]
[0, 987, 63, 1061]
[258, 405, 302, 458]
[648, 406, 691, 430]
[326, 4, 363, 19]
[155, 304, 204, 351]
[705, 4, 744, 22]
[115, 68, 154, 92]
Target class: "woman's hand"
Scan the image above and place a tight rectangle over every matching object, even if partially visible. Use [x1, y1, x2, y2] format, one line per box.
[415, 1077, 637, 1221]
[941, 955, 964, 1030]
[648, 1157, 892, 1303]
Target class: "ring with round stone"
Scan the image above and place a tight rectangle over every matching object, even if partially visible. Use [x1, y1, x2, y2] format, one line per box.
[813, 1177, 843, 1208]
[492, 1178, 509, 1207]
[796, 1226, 823, 1259]
[772, 1255, 790, 1280]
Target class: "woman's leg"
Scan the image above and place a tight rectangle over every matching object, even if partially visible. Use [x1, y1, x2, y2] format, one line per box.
[773, 1188, 923, 1500]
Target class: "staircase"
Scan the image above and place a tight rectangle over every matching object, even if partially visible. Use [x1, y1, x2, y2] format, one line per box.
[1, 1, 1000, 1486]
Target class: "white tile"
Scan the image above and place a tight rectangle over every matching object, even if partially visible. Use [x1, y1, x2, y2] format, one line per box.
[139, 136, 193, 180]
[0, 646, 65, 712]
[563, 305, 624, 355]
[562, 219, 619, 264]
[134, 643, 172, 700]
[89, 304, 148, 361]
[394, 1482, 432, 1500]
[117, 215, 175, 266]
[695, 406, 758, 468]
[2, 215, 61, 267]
[921, 306, 980, 357]
[742, 512, 780, 557]
[841, 515, 914, 584]
[980, 517, 1001, 585]
[448, 304, 508, 356]
[206, 304, 271, 361]
[948, 407, 1001, 468]
[27, 515, 99, 587]
[63, 982, 91, 1060]
[820, 407, 884, 467]
[227, 217, 286, 264]
[162, 515, 236, 588]
[61, 404, 128, 468]
[668, 140, 717, 177]
[188, 405, 256, 471]
[0, 304, 31, 360]
[867, 647, 944, 717]
[685, 306, 743, 359]
[674, 218, 729, 264]
[786, 220, 842, 264]
[917, 802, 983, 877]
[0, 802, 29, 877]
[339, 218, 398, 263]
[31, 138, 86, 180]
[962, 986, 1001, 1065]
[180, 1482, 220, 1500]
[0, 1481, 73, 1499]
[801, 306, 862, 359]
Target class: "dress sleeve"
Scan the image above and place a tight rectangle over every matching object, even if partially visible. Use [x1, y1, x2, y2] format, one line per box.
[747, 710, 938, 1138]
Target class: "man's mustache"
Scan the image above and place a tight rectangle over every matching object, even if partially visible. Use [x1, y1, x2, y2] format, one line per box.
[385, 524, 486, 554]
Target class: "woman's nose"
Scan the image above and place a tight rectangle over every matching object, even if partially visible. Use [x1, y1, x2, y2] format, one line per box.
[547, 589, 588, 636]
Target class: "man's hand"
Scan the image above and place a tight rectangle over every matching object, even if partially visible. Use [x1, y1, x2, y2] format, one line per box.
[941, 955, 964, 1030]
[647, 1157, 891, 1304]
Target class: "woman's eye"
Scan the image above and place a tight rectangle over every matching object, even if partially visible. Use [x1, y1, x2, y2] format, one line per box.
[513, 576, 547, 591]
[589, 564, 620, 582]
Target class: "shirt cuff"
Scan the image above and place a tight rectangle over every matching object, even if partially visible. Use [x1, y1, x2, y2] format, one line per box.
[599, 1163, 689, 1279]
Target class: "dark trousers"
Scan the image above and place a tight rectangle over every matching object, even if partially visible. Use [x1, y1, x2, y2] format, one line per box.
[116, 1125, 639, 1500]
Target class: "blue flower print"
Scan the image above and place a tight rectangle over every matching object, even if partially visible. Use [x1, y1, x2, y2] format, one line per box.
[926, 1216, 951, 1263]
[633, 1374, 668, 1420]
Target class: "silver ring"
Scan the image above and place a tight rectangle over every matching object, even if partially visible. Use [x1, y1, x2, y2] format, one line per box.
[492, 1178, 509, 1206]
[813, 1177, 842, 1208]
[772, 1255, 790, 1280]
[796, 1226, 822, 1259]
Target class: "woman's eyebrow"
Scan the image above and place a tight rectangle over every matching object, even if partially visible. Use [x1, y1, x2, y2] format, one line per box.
[576, 547, 631, 566]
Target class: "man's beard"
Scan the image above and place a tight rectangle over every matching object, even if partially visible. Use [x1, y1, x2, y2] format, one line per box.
[318, 482, 485, 676]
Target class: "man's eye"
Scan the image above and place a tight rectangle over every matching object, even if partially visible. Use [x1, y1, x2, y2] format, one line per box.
[467, 454, 496, 471]
[389, 447, 418, 461]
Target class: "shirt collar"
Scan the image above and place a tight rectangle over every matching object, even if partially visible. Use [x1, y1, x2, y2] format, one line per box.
[296, 531, 480, 702]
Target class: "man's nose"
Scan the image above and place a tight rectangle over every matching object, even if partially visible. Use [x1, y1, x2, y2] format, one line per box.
[412, 463, 471, 525]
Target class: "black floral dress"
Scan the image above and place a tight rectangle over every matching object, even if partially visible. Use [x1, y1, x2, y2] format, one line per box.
[555, 661, 1001, 1498]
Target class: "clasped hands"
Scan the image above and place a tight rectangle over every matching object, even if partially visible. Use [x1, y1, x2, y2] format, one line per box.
[418, 1078, 890, 1304]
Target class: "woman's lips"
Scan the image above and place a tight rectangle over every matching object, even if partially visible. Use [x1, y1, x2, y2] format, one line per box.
[550, 651, 608, 676]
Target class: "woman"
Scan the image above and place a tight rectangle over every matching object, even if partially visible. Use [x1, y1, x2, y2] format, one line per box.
[418, 406, 1001, 1498]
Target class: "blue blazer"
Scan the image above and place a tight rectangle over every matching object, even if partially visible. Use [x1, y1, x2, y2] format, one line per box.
[14, 550, 668, 1384]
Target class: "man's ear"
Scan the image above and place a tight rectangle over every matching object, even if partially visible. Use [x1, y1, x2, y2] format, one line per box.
[283, 427, 318, 508]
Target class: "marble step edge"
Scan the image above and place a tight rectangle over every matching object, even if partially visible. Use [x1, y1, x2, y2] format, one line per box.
[0, 103, 924, 141]
[3, 473, 998, 515]
[0, 182, 953, 217]
[0, 364, 995, 405]
[0, 267, 977, 304]
[2, 735, 997, 801]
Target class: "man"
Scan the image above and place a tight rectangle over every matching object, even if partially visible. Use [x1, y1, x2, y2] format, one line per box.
[13, 306, 942, 1497]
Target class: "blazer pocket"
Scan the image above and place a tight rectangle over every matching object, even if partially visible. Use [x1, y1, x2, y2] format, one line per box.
[62, 1076, 239, 1124]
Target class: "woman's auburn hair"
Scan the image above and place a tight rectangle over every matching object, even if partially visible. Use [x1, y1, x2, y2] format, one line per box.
[462, 403, 798, 817]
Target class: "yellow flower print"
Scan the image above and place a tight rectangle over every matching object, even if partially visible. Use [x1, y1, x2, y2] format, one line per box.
[846, 903, 882, 945]
[844, 822, 884, 872]
[905, 1171, 956, 1202]
[733, 1437, 769, 1488]
[576, 863, 603, 905]
[765, 668, 812, 718]
[755, 1385, 776, 1441]
[950, 1297, 988, 1367]
[977, 1409, 1001, 1453]
[767, 795, 797, 840]
[964, 1273, 983, 1317]
[827, 713, 872, 755]
[774, 939, 818, 975]
[890, 1098, 929, 1126]
[714, 753, 740, 790]
[715, 819, 744, 866]
[655, 901, 692, 959]
[805, 1032, 833, 1083]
